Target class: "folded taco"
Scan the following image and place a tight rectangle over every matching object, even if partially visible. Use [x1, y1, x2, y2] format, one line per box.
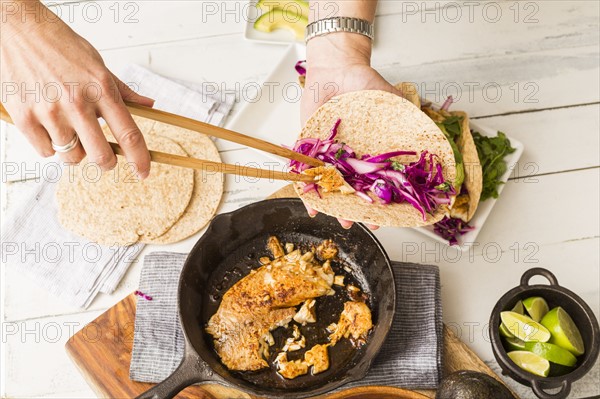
[420, 103, 483, 222]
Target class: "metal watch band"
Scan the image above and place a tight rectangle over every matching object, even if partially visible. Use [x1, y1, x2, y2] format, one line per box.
[305, 17, 374, 43]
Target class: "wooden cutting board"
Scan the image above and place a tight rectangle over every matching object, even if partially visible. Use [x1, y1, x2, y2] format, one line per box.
[65, 186, 516, 399]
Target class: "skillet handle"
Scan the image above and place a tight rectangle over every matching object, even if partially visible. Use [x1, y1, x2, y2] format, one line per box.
[135, 352, 216, 399]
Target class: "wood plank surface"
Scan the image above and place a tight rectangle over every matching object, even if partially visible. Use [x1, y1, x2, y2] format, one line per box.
[3, 1, 599, 397]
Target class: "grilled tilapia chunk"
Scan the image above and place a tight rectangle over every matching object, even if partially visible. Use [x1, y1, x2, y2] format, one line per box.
[206, 240, 335, 371]
[328, 301, 373, 347]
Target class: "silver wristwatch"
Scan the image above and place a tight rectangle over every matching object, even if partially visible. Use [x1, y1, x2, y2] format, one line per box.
[305, 17, 374, 43]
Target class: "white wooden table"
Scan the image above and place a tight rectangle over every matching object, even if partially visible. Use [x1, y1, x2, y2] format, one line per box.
[1, 1, 599, 398]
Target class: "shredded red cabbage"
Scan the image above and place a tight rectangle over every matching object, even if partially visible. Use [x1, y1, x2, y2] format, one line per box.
[295, 60, 307, 76]
[290, 119, 455, 220]
[433, 216, 474, 246]
[440, 95, 454, 111]
[135, 290, 153, 301]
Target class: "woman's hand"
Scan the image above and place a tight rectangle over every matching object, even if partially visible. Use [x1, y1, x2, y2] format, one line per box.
[300, 37, 401, 125]
[299, 32, 402, 230]
[0, 1, 153, 177]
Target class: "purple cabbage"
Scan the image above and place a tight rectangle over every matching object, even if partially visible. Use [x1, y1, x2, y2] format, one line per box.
[289, 119, 455, 220]
[433, 216, 474, 246]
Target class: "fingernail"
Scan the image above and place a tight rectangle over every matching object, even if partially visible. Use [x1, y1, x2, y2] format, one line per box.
[341, 221, 353, 229]
[138, 169, 149, 180]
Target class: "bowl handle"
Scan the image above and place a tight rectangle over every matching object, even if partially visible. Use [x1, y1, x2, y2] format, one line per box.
[520, 268, 559, 287]
[532, 380, 571, 399]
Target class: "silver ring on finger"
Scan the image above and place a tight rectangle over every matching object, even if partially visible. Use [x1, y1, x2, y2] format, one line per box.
[51, 133, 79, 153]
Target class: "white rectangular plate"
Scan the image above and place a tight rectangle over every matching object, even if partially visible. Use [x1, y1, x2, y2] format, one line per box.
[417, 129, 524, 250]
[228, 43, 524, 251]
[244, 0, 305, 45]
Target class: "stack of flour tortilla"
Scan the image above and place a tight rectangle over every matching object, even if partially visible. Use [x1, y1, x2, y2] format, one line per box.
[56, 116, 224, 246]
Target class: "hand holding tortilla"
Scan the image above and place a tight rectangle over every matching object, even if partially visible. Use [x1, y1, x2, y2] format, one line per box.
[295, 68, 516, 242]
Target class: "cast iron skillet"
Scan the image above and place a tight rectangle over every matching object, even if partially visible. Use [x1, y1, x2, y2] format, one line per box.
[136, 198, 396, 399]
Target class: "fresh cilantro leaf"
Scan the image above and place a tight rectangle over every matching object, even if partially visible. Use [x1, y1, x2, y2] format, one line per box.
[391, 161, 405, 171]
[436, 115, 463, 142]
[335, 147, 344, 159]
[435, 182, 451, 192]
[472, 130, 516, 201]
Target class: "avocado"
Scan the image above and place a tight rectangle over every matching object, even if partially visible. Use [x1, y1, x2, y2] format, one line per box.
[436, 371, 515, 399]
[254, 7, 308, 40]
[437, 122, 465, 191]
[257, 0, 309, 18]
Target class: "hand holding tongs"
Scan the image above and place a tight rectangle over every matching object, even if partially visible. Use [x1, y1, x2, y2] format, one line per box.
[0, 102, 323, 182]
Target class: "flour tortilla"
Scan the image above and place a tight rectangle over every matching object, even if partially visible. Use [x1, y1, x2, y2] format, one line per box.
[294, 90, 457, 227]
[452, 111, 483, 221]
[56, 133, 194, 246]
[395, 82, 421, 109]
[143, 121, 224, 244]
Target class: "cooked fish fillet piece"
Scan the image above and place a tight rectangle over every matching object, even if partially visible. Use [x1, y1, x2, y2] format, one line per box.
[316, 239, 338, 260]
[303, 166, 355, 194]
[275, 352, 309, 379]
[267, 236, 285, 259]
[293, 299, 317, 325]
[206, 247, 335, 371]
[449, 193, 470, 222]
[328, 301, 373, 346]
[304, 344, 330, 374]
[275, 343, 330, 379]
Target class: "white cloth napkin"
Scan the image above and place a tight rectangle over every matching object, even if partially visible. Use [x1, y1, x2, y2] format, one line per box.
[0, 65, 235, 308]
[119, 64, 236, 127]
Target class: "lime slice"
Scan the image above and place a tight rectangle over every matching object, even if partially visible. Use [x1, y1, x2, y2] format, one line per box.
[524, 342, 577, 367]
[512, 300, 525, 315]
[523, 297, 549, 322]
[508, 351, 550, 377]
[500, 311, 551, 342]
[541, 307, 585, 356]
[504, 336, 527, 351]
[499, 322, 515, 338]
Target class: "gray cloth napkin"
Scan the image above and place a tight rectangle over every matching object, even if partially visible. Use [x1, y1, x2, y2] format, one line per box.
[0, 66, 235, 308]
[130, 252, 443, 390]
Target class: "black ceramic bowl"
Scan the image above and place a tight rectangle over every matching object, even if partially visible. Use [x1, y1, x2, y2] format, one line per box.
[489, 268, 599, 399]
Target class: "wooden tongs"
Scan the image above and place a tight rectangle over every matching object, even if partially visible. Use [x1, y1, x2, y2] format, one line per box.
[0, 102, 323, 182]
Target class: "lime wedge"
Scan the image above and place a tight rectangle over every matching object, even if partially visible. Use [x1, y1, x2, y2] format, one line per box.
[508, 351, 550, 377]
[512, 300, 525, 315]
[500, 311, 551, 342]
[499, 322, 515, 338]
[523, 297, 549, 322]
[541, 307, 585, 356]
[504, 336, 527, 351]
[524, 342, 577, 367]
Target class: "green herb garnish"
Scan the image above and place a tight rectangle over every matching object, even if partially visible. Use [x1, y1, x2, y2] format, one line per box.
[436, 115, 465, 190]
[391, 161, 405, 171]
[435, 182, 452, 192]
[472, 131, 516, 201]
[335, 147, 344, 159]
[436, 115, 463, 142]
